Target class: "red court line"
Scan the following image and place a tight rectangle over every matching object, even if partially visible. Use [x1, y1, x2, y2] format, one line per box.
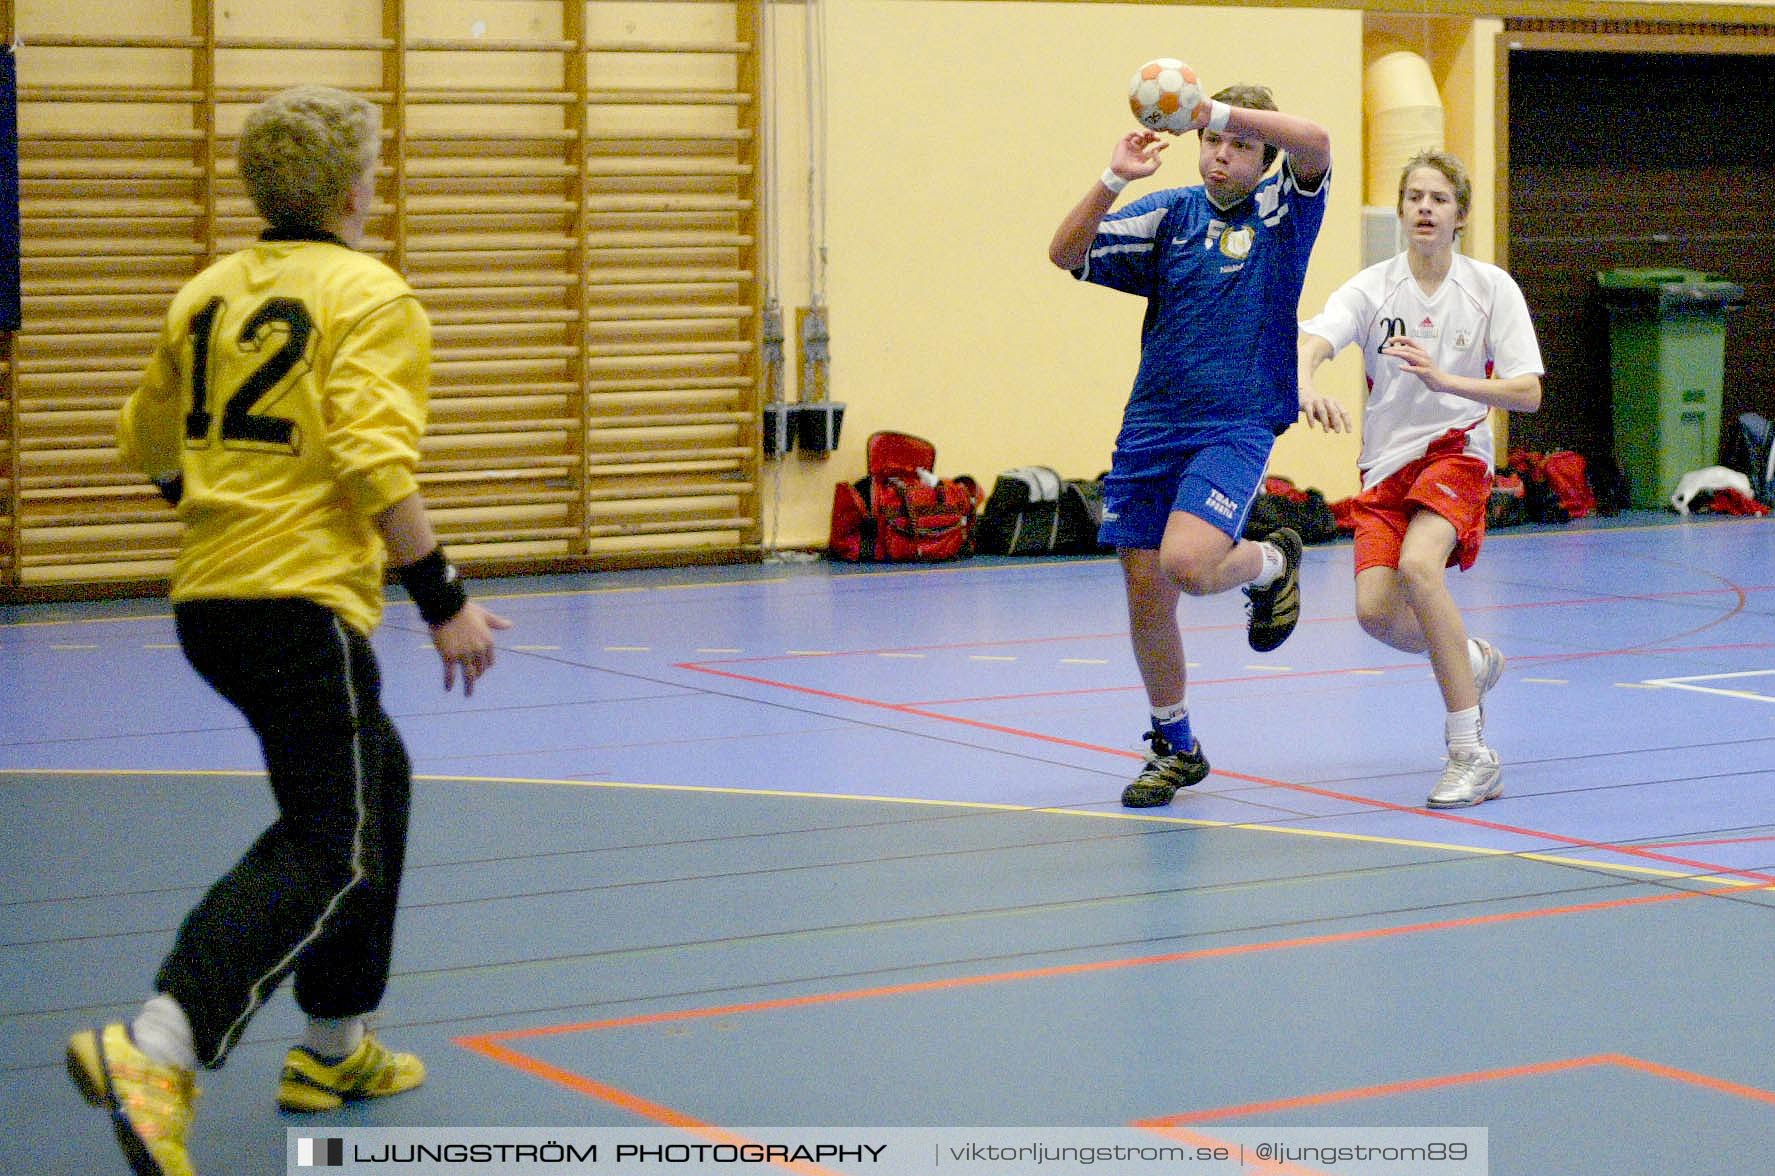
[676, 553, 1760, 884]
[677, 664, 1128, 757]
[453, 1037, 844, 1176]
[1140, 1055, 1619, 1125]
[684, 582, 1774, 671]
[905, 640, 1775, 707]
[677, 663, 1775, 887]
[1136, 1051, 1775, 1123]
[455, 886, 1758, 1144]
[1136, 1057, 1775, 1176]
[1135, 1054, 1775, 1176]
[1608, 1053, 1775, 1107]
[1202, 767, 1775, 886]
[459, 884, 1714, 1050]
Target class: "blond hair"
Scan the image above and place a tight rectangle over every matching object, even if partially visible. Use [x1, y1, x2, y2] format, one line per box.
[238, 86, 379, 234]
[1396, 148, 1472, 222]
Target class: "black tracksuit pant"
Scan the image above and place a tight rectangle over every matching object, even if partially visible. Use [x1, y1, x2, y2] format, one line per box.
[160, 598, 411, 1068]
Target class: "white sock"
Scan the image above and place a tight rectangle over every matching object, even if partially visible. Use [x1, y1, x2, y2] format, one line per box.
[1249, 540, 1285, 588]
[1445, 705, 1483, 754]
[132, 993, 197, 1071]
[1151, 700, 1188, 724]
[302, 1015, 365, 1061]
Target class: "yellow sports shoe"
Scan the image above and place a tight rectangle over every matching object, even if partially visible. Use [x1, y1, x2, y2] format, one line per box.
[277, 1034, 426, 1113]
[66, 1023, 199, 1176]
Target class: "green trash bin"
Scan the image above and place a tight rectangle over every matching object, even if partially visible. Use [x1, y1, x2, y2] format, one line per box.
[1596, 267, 1744, 508]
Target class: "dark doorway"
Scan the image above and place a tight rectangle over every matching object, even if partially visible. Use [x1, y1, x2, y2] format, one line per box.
[1505, 46, 1775, 462]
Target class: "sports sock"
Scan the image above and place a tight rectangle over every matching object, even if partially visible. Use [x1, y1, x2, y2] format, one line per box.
[302, 1015, 365, 1062]
[1445, 705, 1483, 754]
[1249, 540, 1285, 589]
[1151, 701, 1195, 754]
[132, 993, 197, 1071]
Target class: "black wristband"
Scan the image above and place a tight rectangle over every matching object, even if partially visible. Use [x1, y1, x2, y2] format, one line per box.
[395, 547, 468, 626]
[152, 473, 184, 505]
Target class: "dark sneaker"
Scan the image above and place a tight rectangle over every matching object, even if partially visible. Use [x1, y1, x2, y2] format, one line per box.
[1121, 730, 1211, 808]
[1244, 527, 1303, 653]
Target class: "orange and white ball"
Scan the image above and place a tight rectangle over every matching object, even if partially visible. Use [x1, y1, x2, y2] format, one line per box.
[1128, 58, 1204, 134]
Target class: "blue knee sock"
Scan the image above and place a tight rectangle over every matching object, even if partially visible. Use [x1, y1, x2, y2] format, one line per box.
[1151, 704, 1195, 754]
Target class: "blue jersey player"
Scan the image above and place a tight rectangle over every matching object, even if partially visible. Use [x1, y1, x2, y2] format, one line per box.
[1049, 83, 1336, 808]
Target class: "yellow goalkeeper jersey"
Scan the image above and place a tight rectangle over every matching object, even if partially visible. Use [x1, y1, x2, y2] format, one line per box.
[119, 233, 430, 635]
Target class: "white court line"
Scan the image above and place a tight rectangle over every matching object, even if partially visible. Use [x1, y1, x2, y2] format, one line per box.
[1642, 668, 1775, 705]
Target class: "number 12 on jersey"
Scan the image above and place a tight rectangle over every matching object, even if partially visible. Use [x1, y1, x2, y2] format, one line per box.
[182, 295, 313, 452]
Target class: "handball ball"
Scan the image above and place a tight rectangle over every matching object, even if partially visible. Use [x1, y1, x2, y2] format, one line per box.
[1128, 58, 1204, 134]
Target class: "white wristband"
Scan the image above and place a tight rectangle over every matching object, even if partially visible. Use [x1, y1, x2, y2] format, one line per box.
[1206, 100, 1232, 133]
[1099, 167, 1128, 194]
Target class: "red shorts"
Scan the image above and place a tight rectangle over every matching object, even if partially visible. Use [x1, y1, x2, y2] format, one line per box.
[1352, 441, 1493, 575]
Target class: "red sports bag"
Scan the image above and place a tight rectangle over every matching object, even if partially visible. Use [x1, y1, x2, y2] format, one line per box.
[829, 431, 981, 562]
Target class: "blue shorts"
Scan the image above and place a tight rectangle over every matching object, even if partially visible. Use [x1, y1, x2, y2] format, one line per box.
[1098, 423, 1276, 549]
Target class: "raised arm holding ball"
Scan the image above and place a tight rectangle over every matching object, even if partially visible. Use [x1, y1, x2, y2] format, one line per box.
[1049, 71, 1332, 809]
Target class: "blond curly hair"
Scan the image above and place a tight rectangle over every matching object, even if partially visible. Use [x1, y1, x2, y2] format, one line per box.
[238, 86, 379, 234]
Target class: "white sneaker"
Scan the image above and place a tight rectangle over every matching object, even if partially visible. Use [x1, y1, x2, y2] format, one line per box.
[1473, 638, 1505, 700]
[1427, 747, 1503, 808]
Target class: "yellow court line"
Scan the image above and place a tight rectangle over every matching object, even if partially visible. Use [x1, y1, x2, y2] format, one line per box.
[656, 578, 791, 592]
[3, 766, 1754, 888]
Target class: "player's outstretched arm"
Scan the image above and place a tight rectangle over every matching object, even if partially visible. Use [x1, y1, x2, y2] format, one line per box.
[1296, 331, 1353, 433]
[1048, 131, 1166, 271]
[377, 493, 513, 696]
[1380, 337, 1543, 414]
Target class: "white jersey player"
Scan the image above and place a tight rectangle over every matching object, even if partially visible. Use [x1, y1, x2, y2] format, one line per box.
[1297, 149, 1544, 809]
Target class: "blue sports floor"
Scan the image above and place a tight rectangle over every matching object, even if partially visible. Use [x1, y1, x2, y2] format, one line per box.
[3, 512, 1774, 1174]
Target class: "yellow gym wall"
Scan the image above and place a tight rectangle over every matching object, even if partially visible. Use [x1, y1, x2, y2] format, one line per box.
[17, 0, 1775, 564]
[760, 1, 1775, 550]
[770, 2, 1367, 550]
